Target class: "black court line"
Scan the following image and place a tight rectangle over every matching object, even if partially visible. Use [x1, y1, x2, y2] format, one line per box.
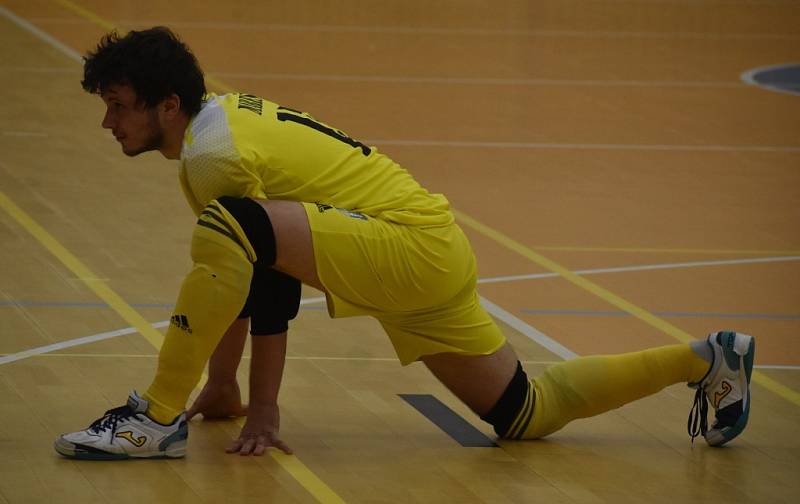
[399, 394, 497, 447]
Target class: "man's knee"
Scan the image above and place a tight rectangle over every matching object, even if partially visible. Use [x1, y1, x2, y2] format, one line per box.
[198, 197, 277, 267]
[199, 198, 300, 334]
[480, 362, 536, 439]
[238, 266, 301, 335]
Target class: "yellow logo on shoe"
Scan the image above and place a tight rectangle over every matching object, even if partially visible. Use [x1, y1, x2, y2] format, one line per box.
[714, 381, 733, 408]
[115, 431, 147, 447]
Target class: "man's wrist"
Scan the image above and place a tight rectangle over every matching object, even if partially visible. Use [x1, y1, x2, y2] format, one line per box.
[248, 401, 279, 411]
[204, 375, 240, 387]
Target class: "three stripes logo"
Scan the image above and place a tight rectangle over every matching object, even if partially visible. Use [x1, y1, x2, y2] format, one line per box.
[170, 314, 193, 334]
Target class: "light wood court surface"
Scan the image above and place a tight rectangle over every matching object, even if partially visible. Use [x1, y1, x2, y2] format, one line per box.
[1, 1, 799, 502]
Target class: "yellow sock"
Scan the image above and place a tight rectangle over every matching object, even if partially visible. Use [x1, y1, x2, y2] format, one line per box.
[520, 343, 710, 439]
[144, 202, 255, 424]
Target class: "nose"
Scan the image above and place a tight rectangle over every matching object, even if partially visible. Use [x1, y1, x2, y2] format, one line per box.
[101, 108, 114, 129]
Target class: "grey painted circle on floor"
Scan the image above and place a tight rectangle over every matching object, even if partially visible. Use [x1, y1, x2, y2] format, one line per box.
[741, 63, 800, 96]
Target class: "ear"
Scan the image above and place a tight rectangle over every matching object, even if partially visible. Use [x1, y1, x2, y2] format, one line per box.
[160, 93, 183, 120]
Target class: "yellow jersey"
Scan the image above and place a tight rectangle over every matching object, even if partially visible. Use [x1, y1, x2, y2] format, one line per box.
[179, 93, 453, 227]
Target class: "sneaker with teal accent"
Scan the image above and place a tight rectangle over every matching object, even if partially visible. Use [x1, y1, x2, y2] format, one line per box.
[54, 391, 187, 459]
[687, 331, 755, 446]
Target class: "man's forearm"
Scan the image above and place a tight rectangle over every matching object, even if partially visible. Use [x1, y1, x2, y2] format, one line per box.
[250, 332, 288, 405]
[208, 318, 249, 382]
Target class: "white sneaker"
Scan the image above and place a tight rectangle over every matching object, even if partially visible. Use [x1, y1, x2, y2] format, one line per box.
[688, 331, 755, 446]
[54, 391, 187, 459]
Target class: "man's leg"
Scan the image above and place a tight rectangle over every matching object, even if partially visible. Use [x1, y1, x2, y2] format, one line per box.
[423, 341, 713, 441]
[186, 318, 250, 420]
[146, 199, 320, 422]
[421, 343, 519, 416]
[55, 197, 316, 459]
[54, 198, 258, 459]
[520, 343, 711, 439]
[143, 200, 258, 422]
[162, 198, 750, 448]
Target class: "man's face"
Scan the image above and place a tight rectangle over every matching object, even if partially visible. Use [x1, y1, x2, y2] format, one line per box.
[100, 84, 164, 157]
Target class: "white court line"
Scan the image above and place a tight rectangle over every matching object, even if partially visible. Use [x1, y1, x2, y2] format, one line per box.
[364, 139, 800, 153]
[3, 254, 800, 365]
[478, 256, 800, 284]
[215, 71, 742, 89]
[477, 298, 800, 372]
[1, 300, 565, 366]
[3, 308, 797, 371]
[6, 7, 796, 156]
[0, 352, 560, 366]
[0, 66, 76, 74]
[0, 55, 742, 92]
[0, 7, 82, 62]
[0, 65, 741, 89]
[25, 16, 800, 40]
[3, 349, 798, 371]
[0, 63, 740, 90]
[0, 4, 566, 367]
[0, 298, 326, 365]
[0, 321, 169, 365]
[2, 8, 796, 369]
[2, 131, 49, 138]
[479, 296, 578, 359]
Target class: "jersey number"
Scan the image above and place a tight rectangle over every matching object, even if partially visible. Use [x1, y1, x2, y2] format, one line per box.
[276, 106, 371, 156]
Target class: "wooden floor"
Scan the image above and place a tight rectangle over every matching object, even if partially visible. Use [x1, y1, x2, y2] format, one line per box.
[1, 1, 799, 503]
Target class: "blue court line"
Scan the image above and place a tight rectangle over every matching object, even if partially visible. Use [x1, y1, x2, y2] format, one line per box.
[4, 255, 797, 310]
[4, 300, 795, 320]
[521, 309, 800, 321]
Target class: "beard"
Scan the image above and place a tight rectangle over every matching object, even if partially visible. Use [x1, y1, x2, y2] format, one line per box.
[122, 110, 164, 157]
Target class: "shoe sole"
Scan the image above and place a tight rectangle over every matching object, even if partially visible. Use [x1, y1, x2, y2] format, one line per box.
[54, 438, 186, 460]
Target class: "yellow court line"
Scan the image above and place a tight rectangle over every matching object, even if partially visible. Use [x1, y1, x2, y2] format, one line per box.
[53, 0, 233, 94]
[53, 0, 114, 31]
[453, 209, 800, 407]
[454, 210, 697, 344]
[46, 0, 799, 449]
[1, 187, 345, 503]
[253, 449, 346, 504]
[27, 3, 347, 502]
[0, 191, 164, 350]
[206, 75, 234, 94]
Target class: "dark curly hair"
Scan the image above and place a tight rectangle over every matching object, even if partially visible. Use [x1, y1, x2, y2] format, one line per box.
[82, 27, 206, 116]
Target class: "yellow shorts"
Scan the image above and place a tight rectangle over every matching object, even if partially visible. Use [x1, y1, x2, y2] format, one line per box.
[303, 202, 506, 365]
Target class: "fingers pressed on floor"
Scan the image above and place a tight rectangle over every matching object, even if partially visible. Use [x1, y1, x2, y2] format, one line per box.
[226, 438, 244, 453]
[239, 438, 256, 456]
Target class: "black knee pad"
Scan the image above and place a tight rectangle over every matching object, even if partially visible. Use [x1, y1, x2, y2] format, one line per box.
[238, 265, 301, 335]
[214, 197, 300, 334]
[480, 362, 532, 438]
[214, 196, 276, 266]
